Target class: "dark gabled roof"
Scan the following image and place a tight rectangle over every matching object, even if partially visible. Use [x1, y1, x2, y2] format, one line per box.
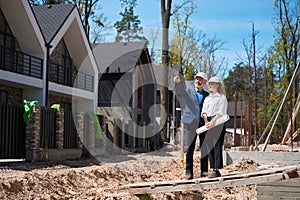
[32, 4, 75, 44]
[95, 41, 156, 107]
[93, 42, 147, 73]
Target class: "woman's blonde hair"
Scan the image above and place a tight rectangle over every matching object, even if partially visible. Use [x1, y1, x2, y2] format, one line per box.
[208, 76, 226, 96]
[217, 83, 226, 96]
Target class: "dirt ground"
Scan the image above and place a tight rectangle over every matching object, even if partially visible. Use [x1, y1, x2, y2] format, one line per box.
[0, 147, 277, 200]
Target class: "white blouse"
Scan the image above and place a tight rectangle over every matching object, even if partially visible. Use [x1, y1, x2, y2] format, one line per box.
[201, 92, 227, 117]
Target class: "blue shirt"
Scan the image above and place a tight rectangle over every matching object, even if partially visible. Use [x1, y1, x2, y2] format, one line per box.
[195, 89, 207, 118]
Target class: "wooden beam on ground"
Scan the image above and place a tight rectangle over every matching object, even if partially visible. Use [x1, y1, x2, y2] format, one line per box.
[119, 165, 300, 194]
[281, 93, 300, 144]
[286, 128, 300, 145]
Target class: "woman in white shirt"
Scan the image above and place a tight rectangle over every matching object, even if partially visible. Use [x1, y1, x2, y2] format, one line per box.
[201, 76, 228, 178]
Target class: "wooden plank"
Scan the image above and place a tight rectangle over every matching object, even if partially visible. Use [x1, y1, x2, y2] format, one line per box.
[286, 128, 300, 144]
[120, 165, 300, 194]
[281, 93, 300, 143]
[123, 174, 284, 194]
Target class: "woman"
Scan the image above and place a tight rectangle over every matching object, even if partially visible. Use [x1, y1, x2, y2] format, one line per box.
[201, 76, 228, 178]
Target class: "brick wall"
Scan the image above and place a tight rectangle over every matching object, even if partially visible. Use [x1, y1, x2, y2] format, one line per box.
[0, 85, 23, 105]
[25, 105, 88, 162]
[55, 108, 64, 150]
[49, 94, 72, 108]
[25, 105, 41, 161]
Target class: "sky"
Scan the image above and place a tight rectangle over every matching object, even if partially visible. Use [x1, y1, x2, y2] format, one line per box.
[99, 0, 277, 73]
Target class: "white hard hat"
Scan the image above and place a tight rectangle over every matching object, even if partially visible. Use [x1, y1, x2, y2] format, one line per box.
[208, 76, 223, 85]
[195, 72, 208, 81]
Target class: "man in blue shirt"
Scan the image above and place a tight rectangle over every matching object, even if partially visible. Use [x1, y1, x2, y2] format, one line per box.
[174, 72, 209, 179]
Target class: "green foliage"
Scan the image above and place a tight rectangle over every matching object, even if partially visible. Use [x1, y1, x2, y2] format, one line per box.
[51, 104, 60, 111]
[223, 63, 253, 101]
[87, 110, 102, 139]
[23, 100, 38, 125]
[138, 193, 152, 200]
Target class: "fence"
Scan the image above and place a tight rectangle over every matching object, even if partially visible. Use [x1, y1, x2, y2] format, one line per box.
[110, 119, 158, 152]
[0, 104, 26, 159]
[64, 110, 77, 148]
[0, 103, 161, 161]
[40, 107, 56, 149]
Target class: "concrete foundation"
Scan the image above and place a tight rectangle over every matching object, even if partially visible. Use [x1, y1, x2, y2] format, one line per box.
[224, 150, 300, 166]
[43, 149, 82, 162]
[257, 178, 300, 200]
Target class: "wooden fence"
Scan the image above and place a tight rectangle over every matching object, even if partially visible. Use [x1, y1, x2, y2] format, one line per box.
[64, 110, 78, 148]
[0, 104, 26, 159]
[40, 107, 57, 149]
[110, 119, 159, 152]
[0, 103, 161, 160]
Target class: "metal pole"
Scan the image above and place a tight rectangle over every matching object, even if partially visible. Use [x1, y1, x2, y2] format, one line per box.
[45, 43, 52, 107]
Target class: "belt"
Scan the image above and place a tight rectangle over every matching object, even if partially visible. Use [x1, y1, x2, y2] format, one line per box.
[207, 115, 216, 120]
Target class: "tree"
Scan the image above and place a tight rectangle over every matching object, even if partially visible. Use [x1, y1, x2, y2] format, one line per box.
[168, 3, 225, 80]
[90, 13, 113, 43]
[158, 0, 194, 145]
[238, 22, 268, 138]
[114, 0, 143, 42]
[71, 0, 102, 42]
[267, 0, 299, 138]
[169, 3, 198, 79]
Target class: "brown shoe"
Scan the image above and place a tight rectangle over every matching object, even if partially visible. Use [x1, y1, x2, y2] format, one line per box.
[201, 172, 209, 177]
[185, 173, 193, 180]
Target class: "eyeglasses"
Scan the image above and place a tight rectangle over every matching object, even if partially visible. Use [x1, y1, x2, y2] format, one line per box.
[208, 82, 218, 85]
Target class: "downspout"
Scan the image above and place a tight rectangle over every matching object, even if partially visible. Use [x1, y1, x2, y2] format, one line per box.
[45, 43, 52, 107]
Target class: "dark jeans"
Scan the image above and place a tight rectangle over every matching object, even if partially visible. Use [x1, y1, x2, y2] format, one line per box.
[185, 120, 208, 175]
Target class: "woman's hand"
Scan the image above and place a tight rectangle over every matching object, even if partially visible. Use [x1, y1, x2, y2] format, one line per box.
[205, 121, 216, 128]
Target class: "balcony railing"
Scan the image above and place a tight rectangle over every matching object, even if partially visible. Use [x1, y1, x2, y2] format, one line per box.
[49, 62, 94, 92]
[0, 45, 43, 79]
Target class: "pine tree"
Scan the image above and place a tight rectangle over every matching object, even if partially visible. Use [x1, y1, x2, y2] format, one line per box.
[114, 0, 143, 42]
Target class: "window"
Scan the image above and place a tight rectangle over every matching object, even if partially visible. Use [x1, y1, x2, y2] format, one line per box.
[60, 102, 71, 111]
[0, 90, 7, 104]
[61, 40, 73, 85]
[0, 9, 15, 49]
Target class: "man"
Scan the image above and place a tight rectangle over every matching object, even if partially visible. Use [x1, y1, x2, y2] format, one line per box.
[174, 72, 209, 179]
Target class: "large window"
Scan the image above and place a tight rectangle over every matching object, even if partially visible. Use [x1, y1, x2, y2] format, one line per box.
[0, 9, 15, 49]
[61, 40, 73, 85]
